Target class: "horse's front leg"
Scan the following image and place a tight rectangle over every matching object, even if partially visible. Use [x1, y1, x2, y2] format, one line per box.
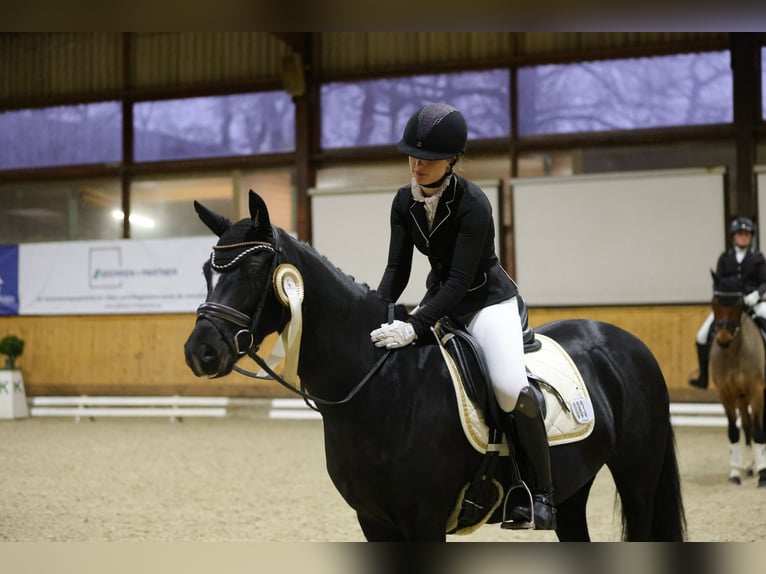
[751, 391, 766, 487]
[356, 513, 446, 542]
[357, 513, 407, 541]
[738, 404, 755, 477]
[724, 404, 744, 485]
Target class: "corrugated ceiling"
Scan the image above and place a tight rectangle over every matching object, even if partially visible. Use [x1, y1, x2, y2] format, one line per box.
[0, 32, 730, 105]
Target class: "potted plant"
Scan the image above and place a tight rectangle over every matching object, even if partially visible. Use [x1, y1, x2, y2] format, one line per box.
[0, 335, 24, 370]
[0, 335, 28, 419]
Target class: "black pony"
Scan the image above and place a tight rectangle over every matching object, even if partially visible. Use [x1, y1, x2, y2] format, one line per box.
[184, 191, 686, 541]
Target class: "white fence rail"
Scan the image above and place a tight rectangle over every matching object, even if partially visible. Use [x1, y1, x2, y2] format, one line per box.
[27, 397, 728, 426]
[669, 402, 727, 428]
[268, 400, 727, 425]
[268, 398, 322, 420]
[30, 396, 228, 422]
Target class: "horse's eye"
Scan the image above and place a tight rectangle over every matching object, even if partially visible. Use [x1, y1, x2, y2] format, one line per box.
[242, 259, 267, 278]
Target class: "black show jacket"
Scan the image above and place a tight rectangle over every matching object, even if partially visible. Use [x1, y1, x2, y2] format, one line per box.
[377, 174, 518, 337]
[716, 248, 766, 296]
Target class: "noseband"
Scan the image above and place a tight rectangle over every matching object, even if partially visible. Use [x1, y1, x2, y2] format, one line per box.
[712, 290, 744, 336]
[196, 228, 285, 358]
[196, 301, 260, 355]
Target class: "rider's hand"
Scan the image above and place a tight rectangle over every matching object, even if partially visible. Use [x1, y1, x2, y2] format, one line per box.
[370, 320, 417, 349]
[744, 290, 761, 307]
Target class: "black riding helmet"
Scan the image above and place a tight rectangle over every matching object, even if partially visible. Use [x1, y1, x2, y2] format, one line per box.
[397, 103, 467, 160]
[730, 217, 756, 235]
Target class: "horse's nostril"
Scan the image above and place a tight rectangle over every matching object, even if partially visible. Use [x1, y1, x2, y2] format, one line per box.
[184, 343, 223, 377]
[201, 344, 218, 362]
[716, 336, 731, 349]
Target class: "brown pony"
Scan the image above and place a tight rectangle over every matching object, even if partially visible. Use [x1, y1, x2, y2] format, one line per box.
[709, 271, 766, 486]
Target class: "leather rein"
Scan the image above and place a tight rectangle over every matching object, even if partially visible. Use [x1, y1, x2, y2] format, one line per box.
[195, 226, 392, 411]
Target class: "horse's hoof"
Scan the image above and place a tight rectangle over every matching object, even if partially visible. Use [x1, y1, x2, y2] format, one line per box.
[729, 476, 741, 485]
[746, 469, 754, 477]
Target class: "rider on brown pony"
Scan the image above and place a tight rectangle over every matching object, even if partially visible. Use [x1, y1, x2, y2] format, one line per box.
[689, 217, 766, 389]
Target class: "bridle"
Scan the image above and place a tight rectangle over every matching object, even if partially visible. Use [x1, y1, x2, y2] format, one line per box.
[197, 229, 285, 359]
[712, 289, 745, 337]
[195, 225, 392, 410]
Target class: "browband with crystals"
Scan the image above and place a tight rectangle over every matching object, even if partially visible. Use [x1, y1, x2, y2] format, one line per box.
[210, 241, 275, 271]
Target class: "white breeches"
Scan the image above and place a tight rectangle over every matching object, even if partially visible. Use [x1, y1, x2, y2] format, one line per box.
[466, 297, 528, 413]
[695, 313, 714, 344]
[696, 301, 766, 344]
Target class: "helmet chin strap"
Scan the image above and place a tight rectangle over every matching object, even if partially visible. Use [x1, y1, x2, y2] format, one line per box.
[422, 159, 457, 189]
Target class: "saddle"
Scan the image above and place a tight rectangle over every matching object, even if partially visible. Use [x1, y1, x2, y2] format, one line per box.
[435, 313, 594, 535]
[437, 316, 547, 431]
[437, 317, 548, 534]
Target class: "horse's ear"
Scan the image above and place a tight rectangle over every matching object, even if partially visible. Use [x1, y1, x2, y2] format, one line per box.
[249, 190, 271, 232]
[194, 201, 231, 237]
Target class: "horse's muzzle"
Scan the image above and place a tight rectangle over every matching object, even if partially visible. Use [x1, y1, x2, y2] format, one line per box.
[184, 335, 234, 378]
[714, 332, 733, 349]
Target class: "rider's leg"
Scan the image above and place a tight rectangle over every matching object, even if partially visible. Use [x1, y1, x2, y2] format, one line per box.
[502, 386, 556, 529]
[750, 302, 766, 333]
[750, 305, 766, 385]
[689, 313, 713, 389]
[467, 298, 556, 530]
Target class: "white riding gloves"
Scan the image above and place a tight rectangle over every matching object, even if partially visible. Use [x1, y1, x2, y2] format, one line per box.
[370, 320, 417, 349]
[744, 290, 761, 307]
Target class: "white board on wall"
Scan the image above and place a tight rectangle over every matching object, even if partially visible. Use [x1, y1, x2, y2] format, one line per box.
[310, 181, 501, 307]
[757, 167, 766, 252]
[512, 168, 725, 306]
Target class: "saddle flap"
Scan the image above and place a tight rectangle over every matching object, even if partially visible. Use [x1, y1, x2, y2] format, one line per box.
[436, 317, 546, 425]
[438, 319, 490, 412]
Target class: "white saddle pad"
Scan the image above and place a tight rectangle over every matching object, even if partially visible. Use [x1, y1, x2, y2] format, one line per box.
[435, 332, 595, 455]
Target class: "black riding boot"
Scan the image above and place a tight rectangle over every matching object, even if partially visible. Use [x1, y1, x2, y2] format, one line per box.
[688, 342, 709, 390]
[501, 386, 556, 530]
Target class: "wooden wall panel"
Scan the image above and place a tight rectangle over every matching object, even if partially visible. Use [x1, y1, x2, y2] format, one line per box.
[529, 305, 715, 402]
[0, 315, 291, 398]
[0, 305, 715, 402]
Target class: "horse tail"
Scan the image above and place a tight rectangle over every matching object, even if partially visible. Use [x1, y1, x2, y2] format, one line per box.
[650, 421, 687, 540]
[621, 420, 687, 541]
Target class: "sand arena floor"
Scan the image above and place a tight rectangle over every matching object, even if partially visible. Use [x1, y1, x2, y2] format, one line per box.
[1, 406, 764, 543]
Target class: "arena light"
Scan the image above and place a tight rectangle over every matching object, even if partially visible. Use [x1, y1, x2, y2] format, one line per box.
[111, 210, 156, 229]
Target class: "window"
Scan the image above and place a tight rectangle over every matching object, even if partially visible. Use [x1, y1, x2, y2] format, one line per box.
[0, 179, 122, 243]
[518, 52, 733, 135]
[0, 103, 121, 170]
[133, 92, 295, 162]
[321, 70, 510, 149]
[237, 168, 296, 234]
[126, 168, 296, 240]
[128, 176, 236, 240]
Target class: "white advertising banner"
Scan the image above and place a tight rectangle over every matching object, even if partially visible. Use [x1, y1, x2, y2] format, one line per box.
[19, 236, 214, 315]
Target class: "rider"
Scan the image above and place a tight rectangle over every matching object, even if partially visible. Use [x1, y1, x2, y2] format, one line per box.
[689, 216, 766, 389]
[369, 102, 556, 530]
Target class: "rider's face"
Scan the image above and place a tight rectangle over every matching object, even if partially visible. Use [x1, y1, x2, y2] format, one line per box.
[734, 230, 753, 248]
[409, 156, 453, 191]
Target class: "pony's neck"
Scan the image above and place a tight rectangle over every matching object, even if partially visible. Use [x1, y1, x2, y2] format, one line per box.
[284, 235, 390, 399]
[739, 315, 762, 350]
[718, 314, 758, 354]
